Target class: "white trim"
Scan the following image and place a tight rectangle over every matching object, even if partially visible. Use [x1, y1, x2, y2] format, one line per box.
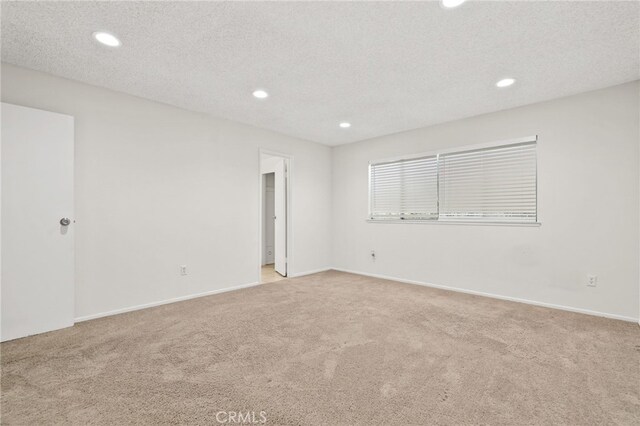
[288, 267, 332, 278]
[74, 281, 261, 322]
[75, 268, 331, 323]
[73, 268, 638, 325]
[366, 219, 541, 227]
[331, 268, 638, 323]
[258, 149, 293, 281]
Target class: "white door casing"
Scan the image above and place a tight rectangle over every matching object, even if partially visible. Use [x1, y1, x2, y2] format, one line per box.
[1, 103, 75, 341]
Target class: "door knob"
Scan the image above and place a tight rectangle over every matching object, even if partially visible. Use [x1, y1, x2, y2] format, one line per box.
[60, 218, 71, 226]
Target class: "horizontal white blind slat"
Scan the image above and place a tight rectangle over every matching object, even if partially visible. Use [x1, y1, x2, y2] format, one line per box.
[370, 155, 438, 219]
[439, 142, 536, 222]
[369, 140, 537, 223]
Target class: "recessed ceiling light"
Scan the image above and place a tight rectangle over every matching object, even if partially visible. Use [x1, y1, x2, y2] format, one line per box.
[253, 90, 269, 99]
[93, 31, 121, 47]
[339, 122, 351, 129]
[441, 0, 467, 9]
[496, 78, 516, 88]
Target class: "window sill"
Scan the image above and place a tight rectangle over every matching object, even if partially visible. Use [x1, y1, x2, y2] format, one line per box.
[366, 219, 541, 227]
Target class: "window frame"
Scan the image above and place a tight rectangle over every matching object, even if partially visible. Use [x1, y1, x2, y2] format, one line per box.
[367, 135, 540, 226]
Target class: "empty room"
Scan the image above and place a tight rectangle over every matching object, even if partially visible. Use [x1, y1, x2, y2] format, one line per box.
[1, 1, 639, 425]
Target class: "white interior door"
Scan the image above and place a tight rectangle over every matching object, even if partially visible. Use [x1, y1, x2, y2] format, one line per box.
[274, 159, 287, 276]
[1, 103, 75, 342]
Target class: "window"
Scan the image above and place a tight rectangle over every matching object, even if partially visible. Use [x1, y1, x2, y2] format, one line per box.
[369, 156, 438, 220]
[369, 137, 537, 224]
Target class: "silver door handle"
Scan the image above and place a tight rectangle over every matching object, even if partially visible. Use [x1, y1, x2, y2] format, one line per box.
[60, 218, 71, 226]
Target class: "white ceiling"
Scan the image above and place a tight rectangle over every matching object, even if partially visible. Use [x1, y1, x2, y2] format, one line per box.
[2, 1, 638, 146]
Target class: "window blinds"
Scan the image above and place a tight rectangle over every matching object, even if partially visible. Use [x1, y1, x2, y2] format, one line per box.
[368, 138, 537, 223]
[369, 156, 438, 220]
[438, 142, 537, 222]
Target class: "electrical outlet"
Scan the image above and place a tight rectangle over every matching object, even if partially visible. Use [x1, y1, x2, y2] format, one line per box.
[371, 250, 376, 260]
[587, 275, 597, 287]
[180, 265, 187, 276]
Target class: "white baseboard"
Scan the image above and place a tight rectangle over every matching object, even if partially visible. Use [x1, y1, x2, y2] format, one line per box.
[288, 267, 332, 278]
[75, 268, 332, 323]
[331, 268, 639, 323]
[74, 268, 638, 324]
[74, 281, 261, 323]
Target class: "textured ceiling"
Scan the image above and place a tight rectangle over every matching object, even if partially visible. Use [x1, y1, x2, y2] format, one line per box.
[2, 1, 639, 146]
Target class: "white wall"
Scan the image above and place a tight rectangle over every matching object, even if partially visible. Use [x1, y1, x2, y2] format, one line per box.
[1, 63, 332, 320]
[332, 81, 640, 321]
[260, 156, 282, 174]
[2, 63, 637, 323]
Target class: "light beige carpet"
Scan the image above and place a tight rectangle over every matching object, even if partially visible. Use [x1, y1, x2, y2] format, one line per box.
[1, 271, 639, 425]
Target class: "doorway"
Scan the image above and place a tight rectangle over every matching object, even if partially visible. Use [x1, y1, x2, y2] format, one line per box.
[260, 151, 290, 283]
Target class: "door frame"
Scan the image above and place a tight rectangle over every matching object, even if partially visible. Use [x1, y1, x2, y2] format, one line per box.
[258, 149, 293, 281]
